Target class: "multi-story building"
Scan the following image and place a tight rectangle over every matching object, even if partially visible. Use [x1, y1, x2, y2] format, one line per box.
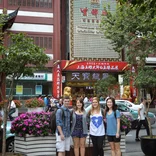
[0, 0, 63, 99]
[1, 0, 155, 103]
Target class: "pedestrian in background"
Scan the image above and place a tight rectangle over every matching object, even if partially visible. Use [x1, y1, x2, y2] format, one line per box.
[135, 98, 150, 141]
[57, 98, 63, 108]
[8, 97, 16, 121]
[71, 98, 88, 156]
[105, 97, 121, 156]
[88, 97, 105, 156]
[56, 96, 71, 156]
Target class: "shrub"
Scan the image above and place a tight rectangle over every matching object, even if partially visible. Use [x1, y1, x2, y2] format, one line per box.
[0, 100, 22, 108]
[10, 112, 51, 137]
[25, 98, 44, 108]
[0, 100, 8, 108]
[14, 100, 22, 108]
[120, 113, 133, 132]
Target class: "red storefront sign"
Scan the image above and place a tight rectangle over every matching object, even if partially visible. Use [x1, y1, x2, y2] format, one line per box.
[52, 60, 128, 99]
[61, 60, 128, 72]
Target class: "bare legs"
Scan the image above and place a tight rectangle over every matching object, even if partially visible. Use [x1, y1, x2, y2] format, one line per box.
[80, 137, 86, 156]
[73, 137, 86, 156]
[109, 142, 121, 156]
[58, 152, 65, 156]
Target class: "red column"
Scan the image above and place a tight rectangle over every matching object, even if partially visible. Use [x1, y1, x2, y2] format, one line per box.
[53, 0, 61, 60]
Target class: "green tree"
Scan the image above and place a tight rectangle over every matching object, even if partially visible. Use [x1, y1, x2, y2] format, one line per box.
[0, 33, 49, 156]
[100, 0, 156, 137]
[95, 75, 119, 98]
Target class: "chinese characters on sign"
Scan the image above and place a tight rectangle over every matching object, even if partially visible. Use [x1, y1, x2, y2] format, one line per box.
[56, 64, 61, 98]
[53, 63, 62, 99]
[67, 72, 109, 81]
[77, 62, 119, 70]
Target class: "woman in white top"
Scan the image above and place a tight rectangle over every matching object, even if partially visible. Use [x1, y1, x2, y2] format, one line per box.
[89, 97, 105, 156]
[8, 98, 16, 121]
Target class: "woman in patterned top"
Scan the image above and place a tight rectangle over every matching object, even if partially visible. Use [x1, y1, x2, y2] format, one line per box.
[71, 98, 88, 156]
[89, 97, 105, 156]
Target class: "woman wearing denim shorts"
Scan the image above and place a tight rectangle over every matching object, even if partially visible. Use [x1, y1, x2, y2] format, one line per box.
[71, 98, 88, 156]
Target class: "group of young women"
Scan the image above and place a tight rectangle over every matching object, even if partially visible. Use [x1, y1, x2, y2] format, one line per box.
[71, 96, 121, 156]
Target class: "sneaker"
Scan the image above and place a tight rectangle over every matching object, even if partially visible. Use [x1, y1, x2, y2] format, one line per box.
[135, 138, 140, 141]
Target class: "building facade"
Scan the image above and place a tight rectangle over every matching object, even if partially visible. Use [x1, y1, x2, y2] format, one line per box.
[53, 0, 128, 99]
[0, 0, 62, 99]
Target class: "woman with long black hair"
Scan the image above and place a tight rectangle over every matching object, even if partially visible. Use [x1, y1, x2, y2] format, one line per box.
[105, 97, 121, 156]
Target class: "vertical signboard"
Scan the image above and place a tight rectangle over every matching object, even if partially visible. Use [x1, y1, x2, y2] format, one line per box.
[70, 0, 118, 60]
[53, 63, 62, 99]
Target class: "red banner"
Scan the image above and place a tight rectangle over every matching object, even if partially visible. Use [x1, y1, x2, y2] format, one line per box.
[52, 60, 129, 99]
[53, 62, 62, 99]
[61, 60, 128, 72]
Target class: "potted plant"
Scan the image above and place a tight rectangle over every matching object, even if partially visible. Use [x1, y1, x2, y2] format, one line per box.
[120, 113, 133, 135]
[0, 100, 8, 109]
[10, 111, 56, 155]
[14, 100, 22, 108]
[25, 98, 44, 112]
[0, 99, 21, 118]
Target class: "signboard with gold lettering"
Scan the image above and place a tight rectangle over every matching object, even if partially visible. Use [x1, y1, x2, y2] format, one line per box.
[66, 72, 110, 82]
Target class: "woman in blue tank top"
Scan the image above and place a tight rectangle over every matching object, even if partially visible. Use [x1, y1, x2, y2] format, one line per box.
[105, 97, 121, 156]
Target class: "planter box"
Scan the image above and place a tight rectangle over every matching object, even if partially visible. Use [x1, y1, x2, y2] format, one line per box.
[15, 135, 56, 156]
[27, 107, 44, 113]
[15, 132, 126, 156]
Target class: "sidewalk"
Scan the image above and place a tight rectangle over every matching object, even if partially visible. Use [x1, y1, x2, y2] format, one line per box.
[122, 152, 145, 156]
[105, 151, 145, 156]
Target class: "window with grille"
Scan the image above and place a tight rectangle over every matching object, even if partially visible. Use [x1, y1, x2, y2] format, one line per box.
[8, 0, 52, 9]
[7, 35, 53, 50]
[29, 36, 53, 50]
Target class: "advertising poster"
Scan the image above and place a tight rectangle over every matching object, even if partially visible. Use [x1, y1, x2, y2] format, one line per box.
[16, 85, 23, 95]
[35, 85, 42, 95]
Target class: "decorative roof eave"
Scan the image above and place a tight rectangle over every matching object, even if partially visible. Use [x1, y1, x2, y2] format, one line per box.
[2, 7, 19, 32]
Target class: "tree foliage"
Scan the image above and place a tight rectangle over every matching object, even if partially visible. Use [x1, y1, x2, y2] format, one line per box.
[100, 0, 156, 138]
[100, 0, 156, 88]
[101, 0, 156, 66]
[0, 32, 49, 156]
[95, 75, 119, 97]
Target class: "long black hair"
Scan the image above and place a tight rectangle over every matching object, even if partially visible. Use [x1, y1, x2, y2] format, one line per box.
[105, 97, 117, 113]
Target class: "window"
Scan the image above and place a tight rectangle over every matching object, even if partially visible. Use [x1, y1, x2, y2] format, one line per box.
[30, 35, 53, 50]
[8, 0, 52, 9]
[7, 35, 53, 50]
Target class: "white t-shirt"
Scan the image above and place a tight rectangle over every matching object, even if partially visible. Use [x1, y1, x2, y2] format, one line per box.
[139, 103, 146, 120]
[10, 100, 16, 109]
[90, 111, 105, 136]
[83, 97, 88, 104]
